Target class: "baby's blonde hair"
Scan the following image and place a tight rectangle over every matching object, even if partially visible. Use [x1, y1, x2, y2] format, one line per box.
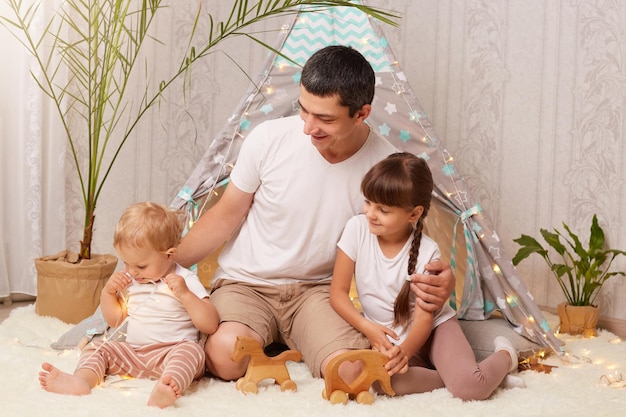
[113, 202, 184, 252]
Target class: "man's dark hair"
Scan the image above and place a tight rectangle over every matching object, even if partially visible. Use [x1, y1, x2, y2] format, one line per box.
[300, 45, 375, 117]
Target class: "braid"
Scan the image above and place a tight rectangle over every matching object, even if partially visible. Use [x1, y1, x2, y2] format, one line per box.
[393, 219, 424, 329]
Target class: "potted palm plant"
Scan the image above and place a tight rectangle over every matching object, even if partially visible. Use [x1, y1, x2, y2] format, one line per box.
[1, 0, 397, 324]
[512, 214, 626, 337]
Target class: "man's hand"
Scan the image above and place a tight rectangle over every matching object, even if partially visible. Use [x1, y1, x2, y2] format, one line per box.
[408, 260, 455, 312]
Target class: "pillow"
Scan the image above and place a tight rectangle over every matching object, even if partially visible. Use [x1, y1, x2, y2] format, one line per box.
[459, 316, 543, 362]
[51, 306, 126, 350]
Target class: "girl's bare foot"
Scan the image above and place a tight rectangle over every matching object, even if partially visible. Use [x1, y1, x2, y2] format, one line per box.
[39, 362, 91, 395]
[147, 374, 181, 408]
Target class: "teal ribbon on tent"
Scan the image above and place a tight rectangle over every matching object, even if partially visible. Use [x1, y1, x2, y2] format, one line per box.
[176, 186, 199, 234]
[449, 204, 482, 316]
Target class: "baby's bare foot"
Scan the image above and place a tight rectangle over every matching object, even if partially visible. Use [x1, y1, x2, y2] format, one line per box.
[147, 374, 180, 408]
[39, 362, 91, 395]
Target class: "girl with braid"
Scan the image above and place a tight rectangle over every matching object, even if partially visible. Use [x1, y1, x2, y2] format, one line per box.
[330, 152, 525, 400]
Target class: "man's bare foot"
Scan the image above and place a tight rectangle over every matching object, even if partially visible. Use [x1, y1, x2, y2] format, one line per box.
[147, 374, 181, 408]
[39, 362, 91, 395]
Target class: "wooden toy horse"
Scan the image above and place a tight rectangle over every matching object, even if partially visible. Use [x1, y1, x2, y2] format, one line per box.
[322, 349, 395, 405]
[231, 336, 303, 394]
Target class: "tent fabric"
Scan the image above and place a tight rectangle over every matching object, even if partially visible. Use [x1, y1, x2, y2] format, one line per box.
[170, 2, 564, 356]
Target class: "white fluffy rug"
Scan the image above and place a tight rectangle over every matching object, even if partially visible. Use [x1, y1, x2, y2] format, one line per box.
[1, 304, 625, 417]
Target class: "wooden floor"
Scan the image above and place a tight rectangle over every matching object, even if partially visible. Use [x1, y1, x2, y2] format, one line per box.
[0, 299, 34, 324]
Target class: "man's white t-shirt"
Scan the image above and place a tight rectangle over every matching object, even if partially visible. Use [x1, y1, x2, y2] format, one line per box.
[215, 115, 397, 285]
[338, 215, 456, 345]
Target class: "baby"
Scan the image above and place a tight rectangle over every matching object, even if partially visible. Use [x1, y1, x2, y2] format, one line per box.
[39, 202, 219, 408]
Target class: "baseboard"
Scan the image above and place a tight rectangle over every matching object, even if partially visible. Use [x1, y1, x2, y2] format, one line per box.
[2, 294, 36, 306]
[541, 305, 626, 338]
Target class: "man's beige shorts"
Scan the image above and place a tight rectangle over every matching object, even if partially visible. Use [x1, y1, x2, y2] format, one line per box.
[210, 279, 369, 377]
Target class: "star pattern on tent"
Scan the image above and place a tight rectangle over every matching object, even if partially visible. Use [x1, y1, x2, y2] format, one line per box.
[260, 104, 273, 115]
[396, 71, 407, 81]
[240, 118, 251, 131]
[442, 163, 455, 176]
[510, 275, 522, 288]
[392, 81, 405, 95]
[409, 110, 421, 121]
[384, 102, 397, 115]
[492, 230, 500, 241]
[375, 76, 383, 86]
[399, 130, 411, 142]
[481, 265, 495, 279]
[292, 100, 300, 112]
[378, 123, 391, 137]
[488, 246, 501, 259]
[263, 76, 273, 86]
[417, 152, 429, 160]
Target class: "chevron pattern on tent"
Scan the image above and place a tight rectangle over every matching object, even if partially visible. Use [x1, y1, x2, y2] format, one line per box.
[276, 6, 391, 72]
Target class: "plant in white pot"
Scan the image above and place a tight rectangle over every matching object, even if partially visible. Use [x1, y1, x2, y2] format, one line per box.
[1, 0, 397, 324]
[512, 214, 626, 337]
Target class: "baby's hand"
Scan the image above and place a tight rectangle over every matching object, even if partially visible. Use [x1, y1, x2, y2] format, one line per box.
[164, 273, 189, 298]
[104, 271, 132, 294]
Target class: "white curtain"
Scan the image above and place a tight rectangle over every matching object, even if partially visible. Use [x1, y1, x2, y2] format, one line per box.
[0, 1, 66, 300]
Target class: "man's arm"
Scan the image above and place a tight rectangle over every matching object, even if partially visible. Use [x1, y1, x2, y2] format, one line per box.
[175, 183, 254, 268]
[409, 260, 455, 313]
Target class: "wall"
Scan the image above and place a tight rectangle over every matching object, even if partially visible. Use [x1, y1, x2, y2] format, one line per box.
[69, 1, 626, 324]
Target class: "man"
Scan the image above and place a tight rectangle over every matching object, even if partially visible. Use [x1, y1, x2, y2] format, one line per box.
[176, 45, 455, 381]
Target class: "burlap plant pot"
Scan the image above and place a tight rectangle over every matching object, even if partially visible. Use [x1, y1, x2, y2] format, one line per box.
[557, 302, 600, 337]
[35, 250, 117, 324]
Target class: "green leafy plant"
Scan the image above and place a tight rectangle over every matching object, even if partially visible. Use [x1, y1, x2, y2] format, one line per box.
[1, 0, 398, 260]
[512, 214, 626, 306]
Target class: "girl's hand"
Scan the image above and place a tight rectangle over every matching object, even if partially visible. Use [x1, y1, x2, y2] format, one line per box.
[164, 273, 190, 299]
[103, 271, 132, 295]
[362, 322, 398, 353]
[379, 344, 409, 376]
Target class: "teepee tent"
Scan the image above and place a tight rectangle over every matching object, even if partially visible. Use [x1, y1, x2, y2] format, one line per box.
[171, 2, 564, 356]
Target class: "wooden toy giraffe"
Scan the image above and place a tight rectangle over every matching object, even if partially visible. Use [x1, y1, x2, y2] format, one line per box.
[231, 336, 302, 394]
